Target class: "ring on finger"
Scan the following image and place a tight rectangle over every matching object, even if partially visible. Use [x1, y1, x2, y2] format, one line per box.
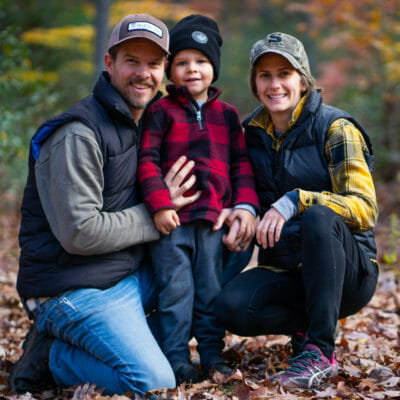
[238, 242, 244, 249]
[269, 225, 275, 230]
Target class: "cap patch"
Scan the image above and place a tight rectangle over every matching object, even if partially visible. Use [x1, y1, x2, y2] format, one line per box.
[127, 21, 163, 38]
[192, 31, 208, 44]
[267, 33, 282, 44]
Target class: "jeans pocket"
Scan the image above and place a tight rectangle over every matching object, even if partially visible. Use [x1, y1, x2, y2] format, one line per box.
[35, 298, 68, 339]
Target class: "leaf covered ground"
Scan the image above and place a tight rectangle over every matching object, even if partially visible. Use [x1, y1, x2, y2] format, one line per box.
[0, 183, 399, 399]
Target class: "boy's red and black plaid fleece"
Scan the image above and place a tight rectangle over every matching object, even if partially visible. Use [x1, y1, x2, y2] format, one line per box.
[138, 84, 259, 224]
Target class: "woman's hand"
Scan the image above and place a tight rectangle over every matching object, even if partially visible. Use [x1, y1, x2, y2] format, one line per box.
[256, 207, 286, 249]
[163, 156, 201, 210]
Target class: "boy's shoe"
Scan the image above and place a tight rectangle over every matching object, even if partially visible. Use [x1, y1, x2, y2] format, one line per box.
[202, 356, 233, 378]
[172, 362, 203, 385]
[272, 343, 338, 389]
[8, 324, 55, 393]
[213, 361, 233, 376]
[204, 361, 233, 377]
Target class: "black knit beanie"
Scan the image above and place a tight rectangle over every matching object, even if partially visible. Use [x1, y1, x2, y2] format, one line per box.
[166, 14, 223, 82]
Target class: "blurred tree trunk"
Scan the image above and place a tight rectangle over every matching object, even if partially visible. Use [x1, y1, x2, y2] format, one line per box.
[93, 0, 111, 83]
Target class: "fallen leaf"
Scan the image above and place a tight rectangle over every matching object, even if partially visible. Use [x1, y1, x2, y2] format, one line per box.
[368, 366, 394, 380]
[312, 385, 337, 398]
[342, 364, 363, 378]
[336, 380, 354, 397]
[232, 381, 251, 400]
[369, 390, 400, 399]
[72, 383, 98, 400]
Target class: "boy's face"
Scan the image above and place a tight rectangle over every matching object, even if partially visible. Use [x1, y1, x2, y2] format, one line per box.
[170, 49, 214, 102]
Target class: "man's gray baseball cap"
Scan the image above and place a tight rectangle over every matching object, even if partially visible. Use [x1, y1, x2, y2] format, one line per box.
[250, 32, 311, 76]
[108, 14, 170, 54]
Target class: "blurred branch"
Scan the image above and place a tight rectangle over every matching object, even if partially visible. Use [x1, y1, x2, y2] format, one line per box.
[93, 0, 111, 83]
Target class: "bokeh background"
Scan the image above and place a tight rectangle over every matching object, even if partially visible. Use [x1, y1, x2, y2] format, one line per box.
[0, 4, 399, 399]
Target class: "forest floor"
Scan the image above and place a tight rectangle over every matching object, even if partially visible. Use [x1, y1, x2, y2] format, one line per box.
[0, 180, 399, 400]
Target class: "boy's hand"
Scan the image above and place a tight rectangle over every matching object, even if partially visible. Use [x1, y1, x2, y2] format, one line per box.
[212, 208, 233, 231]
[230, 209, 256, 251]
[222, 218, 241, 251]
[222, 209, 256, 252]
[154, 209, 180, 235]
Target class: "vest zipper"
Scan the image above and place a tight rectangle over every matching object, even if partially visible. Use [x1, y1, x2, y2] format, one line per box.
[192, 104, 203, 130]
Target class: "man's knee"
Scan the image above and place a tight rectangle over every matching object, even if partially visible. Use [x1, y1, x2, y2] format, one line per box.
[122, 360, 175, 394]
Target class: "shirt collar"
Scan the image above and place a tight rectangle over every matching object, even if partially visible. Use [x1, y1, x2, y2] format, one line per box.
[249, 94, 308, 136]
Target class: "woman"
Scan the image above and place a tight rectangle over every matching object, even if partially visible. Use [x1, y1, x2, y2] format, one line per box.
[215, 32, 379, 389]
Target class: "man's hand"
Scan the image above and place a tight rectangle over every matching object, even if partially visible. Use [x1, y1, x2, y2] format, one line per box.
[256, 207, 286, 249]
[154, 209, 180, 235]
[163, 156, 201, 210]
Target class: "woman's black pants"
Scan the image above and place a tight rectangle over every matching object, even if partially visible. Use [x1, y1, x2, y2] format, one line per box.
[215, 205, 378, 358]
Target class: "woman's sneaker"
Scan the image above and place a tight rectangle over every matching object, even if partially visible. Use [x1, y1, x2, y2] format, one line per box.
[288, 321, 341, 357]
[272, 343, 338, 389]
[288, 332, 306, 357]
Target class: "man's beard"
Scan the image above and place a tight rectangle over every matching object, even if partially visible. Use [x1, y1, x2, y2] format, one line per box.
[123, 78, 155, 110]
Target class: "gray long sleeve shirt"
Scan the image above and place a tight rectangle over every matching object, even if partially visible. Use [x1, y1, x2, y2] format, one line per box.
[35, 121, 160, 256]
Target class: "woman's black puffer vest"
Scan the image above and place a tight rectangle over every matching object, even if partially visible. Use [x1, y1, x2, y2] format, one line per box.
[243, 90, 376, 265]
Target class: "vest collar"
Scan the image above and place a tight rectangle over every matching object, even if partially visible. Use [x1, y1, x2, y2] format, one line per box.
[94, 72, 132, 123]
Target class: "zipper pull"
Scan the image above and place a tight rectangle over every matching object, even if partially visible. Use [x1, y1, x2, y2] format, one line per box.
[196, 109, 203, 130]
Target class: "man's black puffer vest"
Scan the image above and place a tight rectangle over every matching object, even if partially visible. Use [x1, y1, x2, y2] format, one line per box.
[17, 72, 155, 299]
[243, 90, 376, 264]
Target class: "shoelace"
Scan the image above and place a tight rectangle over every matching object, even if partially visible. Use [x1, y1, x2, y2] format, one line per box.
[287, 350, 321, 373]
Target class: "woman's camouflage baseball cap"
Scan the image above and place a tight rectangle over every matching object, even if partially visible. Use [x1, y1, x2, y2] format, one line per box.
[250, 32, 311, 77]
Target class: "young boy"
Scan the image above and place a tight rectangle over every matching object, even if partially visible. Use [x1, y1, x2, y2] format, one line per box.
[138, 14, 259, 385]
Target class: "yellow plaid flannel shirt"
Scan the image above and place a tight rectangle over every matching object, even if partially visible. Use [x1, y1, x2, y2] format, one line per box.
[257, 96, 378, 233]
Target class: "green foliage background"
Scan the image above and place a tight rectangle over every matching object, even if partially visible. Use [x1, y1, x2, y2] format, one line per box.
[1, 0, 400, 209]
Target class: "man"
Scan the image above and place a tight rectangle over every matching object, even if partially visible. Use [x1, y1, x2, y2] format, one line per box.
[8, 14, 202, 396]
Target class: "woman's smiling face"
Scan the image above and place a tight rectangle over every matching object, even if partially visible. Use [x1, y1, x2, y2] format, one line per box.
[255, 53, 306, 127]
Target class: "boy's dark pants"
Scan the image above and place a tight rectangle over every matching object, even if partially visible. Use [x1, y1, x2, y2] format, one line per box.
[149, 221, 225, 370]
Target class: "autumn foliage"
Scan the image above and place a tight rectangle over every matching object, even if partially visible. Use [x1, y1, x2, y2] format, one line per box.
[0, 194, 399, 399]
[1, 1, 399, 399]
[287, 0, 400, 166]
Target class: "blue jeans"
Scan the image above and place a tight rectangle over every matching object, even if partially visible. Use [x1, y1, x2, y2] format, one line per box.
[34, 269, 175, 395]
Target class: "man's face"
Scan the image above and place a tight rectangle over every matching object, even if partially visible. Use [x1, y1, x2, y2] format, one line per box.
[105, 38, 166, 122]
